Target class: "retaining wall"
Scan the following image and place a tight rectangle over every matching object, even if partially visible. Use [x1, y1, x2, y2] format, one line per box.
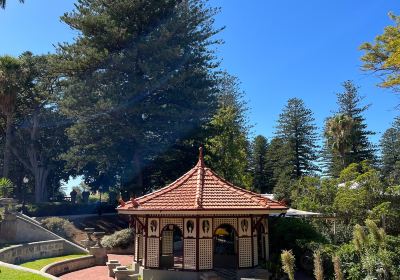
[42, 255, 96, 276]
[0, 239, 84, 264]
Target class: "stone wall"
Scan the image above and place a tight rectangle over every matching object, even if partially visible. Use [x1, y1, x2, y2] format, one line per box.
[0, 239, 84, 264]
[42, 255, 96, 276]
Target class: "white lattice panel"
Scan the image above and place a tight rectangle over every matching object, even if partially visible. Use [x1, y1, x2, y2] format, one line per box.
[162, 231, 173, 255]
[253, 236, 258, 266]
[147, 238, 159, 268]
[239, 237, 252, 268]
[184, 239, 196, 270]
[199, 239, 213, 269]
[161, 218, 183, 231]
[213, 218, 237, 232]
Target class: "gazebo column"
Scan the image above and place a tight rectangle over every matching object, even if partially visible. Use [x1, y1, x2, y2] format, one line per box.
[264, 217, 269, 261]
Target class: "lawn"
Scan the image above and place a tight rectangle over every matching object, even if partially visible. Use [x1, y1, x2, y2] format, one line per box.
[0, 265, 51, 280]
[20, 254, 88, 270]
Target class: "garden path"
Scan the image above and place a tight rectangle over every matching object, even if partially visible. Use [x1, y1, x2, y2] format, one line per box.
[59, 254, 133, 280]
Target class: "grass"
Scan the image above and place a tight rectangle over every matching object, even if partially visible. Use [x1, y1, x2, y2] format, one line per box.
[0, 265, 51, 280]
[20, 253, 88, 270]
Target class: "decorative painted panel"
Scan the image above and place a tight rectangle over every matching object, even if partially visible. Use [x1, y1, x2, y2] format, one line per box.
[199, 218, 212, 238]
[253, 236, 258, 266]
[147, 238, 159, 268]
[213, 218, 237, 233]
[184, 239, 196, 270]
[161, 218, 183, 231]
[239, 237, 252, 268]
[161, 230, 173, 255]
[184, 218, 196, 238]
[238, 218, 251, 237]
[199, 239, 213, 269]
[148, 218, 159, 237]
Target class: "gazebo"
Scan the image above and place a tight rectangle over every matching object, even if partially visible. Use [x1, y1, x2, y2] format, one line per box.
[117, 148, 287, 278]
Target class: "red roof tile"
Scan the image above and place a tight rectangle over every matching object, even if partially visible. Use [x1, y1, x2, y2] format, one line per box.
[118, 148, 287, 212]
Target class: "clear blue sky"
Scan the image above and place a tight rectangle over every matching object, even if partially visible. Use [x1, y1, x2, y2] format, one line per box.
[1, 0, 399, 189]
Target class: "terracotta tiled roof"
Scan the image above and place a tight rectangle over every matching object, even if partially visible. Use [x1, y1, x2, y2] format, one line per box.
[118, 148, 287, 212]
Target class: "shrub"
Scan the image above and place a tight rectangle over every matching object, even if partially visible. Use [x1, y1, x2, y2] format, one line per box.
[41, 217, 76, 239]
[101, 228, 134, 249]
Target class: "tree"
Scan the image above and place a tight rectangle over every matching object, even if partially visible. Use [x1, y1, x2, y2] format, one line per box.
[205, 74, 251, 188]
[0, 0, 24, 9]
[275, 98, 319, 179]
[58, 0, 222, 195]
[380, 117, 400, 184]
[360, 13, 400, 98]
[0, 56, 25, 178]
[324, 114, 355, 172]
[250, 135, 273, 193]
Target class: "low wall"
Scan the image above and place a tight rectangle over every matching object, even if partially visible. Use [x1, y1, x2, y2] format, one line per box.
[0, 239, 84, 264]
[0, 261, 59, 280]
[42, 255, 96, 276]
[106, 245, 134, 255]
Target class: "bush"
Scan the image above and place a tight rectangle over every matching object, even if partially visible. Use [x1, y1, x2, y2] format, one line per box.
[41, 217, 76, 240]
[101, 228, 134, 249]
[18, 202, 117, 217]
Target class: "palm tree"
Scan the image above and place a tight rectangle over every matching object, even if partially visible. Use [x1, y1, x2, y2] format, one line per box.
[325, 114, 355, 168]
[0, 0, 24, 9]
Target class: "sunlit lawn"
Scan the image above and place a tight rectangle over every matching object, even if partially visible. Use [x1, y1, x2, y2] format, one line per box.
[20, 253, 88, 270]
[0, 265, 50, 280]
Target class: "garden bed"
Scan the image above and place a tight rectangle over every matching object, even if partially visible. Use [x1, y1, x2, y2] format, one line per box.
[20, 253, 88, 270]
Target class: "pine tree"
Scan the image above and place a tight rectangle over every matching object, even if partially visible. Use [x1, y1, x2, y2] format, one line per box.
[323, 81, 376, 176]
[58, 0, 222, 194]
[205, 74, 251, 188]
[250, 135, 273, 193]
[275, 98, 320, 179]
[381, 117, 400, 184]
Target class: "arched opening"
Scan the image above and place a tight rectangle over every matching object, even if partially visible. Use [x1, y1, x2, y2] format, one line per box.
[213, 224, 237, 269]
[257, 223, 266, 262]
[160, 224, 183, 269]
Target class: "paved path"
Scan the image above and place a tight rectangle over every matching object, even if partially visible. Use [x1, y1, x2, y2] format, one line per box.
[60, 254, 133, 280]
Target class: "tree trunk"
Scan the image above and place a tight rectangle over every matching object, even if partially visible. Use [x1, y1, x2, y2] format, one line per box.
[33, 166, 49, 203]
[2, 114, 13, 178]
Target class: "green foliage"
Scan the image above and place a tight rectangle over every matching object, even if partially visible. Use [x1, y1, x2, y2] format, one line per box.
[58, 0, 223, 195]
[290, 176, 337, 213]
[269, 217, 327, 267]
[250, 135, 273, 193]
[0, 177, 13, 197]
[40, 217, 76, 239]
[205, 74, 251, 188]
[101, 228, 134, 249]
[21, 202, 116, 217]
[360, 13, 400, 94]
[381, 117, 400, 185]
[281, 250, 295, 280]
[324, 81, 375, 176]
[275, 98, 320, 178]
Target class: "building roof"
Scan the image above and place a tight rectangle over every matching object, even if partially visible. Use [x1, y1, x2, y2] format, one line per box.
[117, 148, 287, 213]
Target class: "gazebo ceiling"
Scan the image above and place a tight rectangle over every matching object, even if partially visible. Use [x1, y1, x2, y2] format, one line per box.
[118, 148, 287, 213]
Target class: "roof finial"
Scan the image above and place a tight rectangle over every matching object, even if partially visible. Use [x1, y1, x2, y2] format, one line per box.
[198, 146, 204, 167]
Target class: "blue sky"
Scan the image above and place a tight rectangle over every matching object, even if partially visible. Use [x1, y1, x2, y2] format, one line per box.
[1, 0, 400, 189]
